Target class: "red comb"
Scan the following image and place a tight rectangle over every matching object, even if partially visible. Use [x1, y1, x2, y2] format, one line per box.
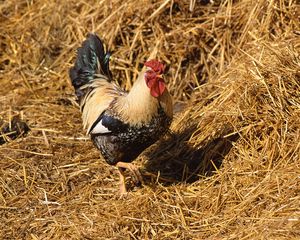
[144, 60, 165, 74]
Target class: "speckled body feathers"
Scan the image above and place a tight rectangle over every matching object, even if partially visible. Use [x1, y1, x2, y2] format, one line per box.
[92, 107, 171, 165]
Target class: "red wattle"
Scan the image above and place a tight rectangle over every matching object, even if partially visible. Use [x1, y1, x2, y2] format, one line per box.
[150, 80, 165, 98]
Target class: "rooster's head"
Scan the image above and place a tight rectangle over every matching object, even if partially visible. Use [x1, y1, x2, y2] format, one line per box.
[144, 60, 166, 98]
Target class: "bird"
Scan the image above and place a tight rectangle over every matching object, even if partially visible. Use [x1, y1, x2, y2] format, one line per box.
[69, 33, 173, 194]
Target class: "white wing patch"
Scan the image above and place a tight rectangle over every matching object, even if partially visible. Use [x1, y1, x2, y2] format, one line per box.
[90, 119, 111, 134]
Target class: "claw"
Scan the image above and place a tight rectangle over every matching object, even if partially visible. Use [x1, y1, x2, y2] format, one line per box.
[116, 162, 144, 185]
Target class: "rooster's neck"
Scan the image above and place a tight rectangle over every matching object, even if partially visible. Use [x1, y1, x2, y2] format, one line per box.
[115, 72, 159, 125]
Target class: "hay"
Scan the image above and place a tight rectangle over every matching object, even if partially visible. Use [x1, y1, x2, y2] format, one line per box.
[0, 0, 299, 239]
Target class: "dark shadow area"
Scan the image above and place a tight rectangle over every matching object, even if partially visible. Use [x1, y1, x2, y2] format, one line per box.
[142, 124, 239, 186]
[0, 116, 30, 145]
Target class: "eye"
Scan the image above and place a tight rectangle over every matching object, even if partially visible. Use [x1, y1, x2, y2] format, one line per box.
[145, 70, 156, 79]
[156, 62, 165, 74]
[145, 70, 157, 87]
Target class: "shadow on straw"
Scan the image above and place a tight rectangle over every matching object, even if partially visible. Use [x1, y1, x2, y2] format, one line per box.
[143, 125, 239, 186]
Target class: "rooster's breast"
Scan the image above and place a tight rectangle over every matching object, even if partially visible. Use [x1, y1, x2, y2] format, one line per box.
[90, 109, 172, 165]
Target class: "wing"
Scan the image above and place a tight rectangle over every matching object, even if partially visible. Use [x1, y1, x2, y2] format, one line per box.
[89, 111, 129, 135]
[80, 79, 126, 134]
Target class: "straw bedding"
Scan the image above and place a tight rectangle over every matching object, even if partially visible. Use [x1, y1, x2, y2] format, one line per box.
[0, 0, 299, 239]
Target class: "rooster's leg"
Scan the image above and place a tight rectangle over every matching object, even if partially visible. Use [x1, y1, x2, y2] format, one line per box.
[116, 162, 143, 184]
[117, 167, 127, 195]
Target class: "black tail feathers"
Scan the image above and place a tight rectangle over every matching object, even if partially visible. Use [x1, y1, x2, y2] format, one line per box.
[69, 33, 112, 99]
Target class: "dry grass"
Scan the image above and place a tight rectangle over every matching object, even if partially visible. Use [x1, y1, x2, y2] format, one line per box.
[1, 0, 300, 239]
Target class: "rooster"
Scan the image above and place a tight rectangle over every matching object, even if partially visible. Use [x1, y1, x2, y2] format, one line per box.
[69, 34, 173, 194]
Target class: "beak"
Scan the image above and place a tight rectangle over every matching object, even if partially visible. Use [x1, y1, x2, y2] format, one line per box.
[157, 74, 163, 79]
